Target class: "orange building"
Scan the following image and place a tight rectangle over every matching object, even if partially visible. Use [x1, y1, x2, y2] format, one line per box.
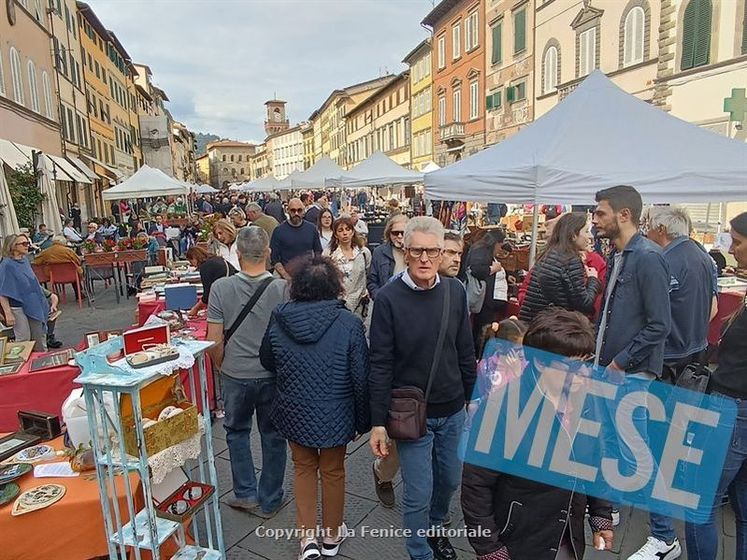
[422, 0, 486, 167]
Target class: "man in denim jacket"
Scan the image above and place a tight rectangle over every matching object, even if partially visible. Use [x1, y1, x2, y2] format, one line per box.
[592, 185, 677, 560]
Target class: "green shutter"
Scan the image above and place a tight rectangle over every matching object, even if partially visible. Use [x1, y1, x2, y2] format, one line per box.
[743, 0, 747, 54]
[491, 23, 502, 64]
[494, 91, 502, 108]
[507, 87, 516, 103]
[486, 94, 494, 111]
[514, 10, 526, 54]
[681, 0, 711, 70]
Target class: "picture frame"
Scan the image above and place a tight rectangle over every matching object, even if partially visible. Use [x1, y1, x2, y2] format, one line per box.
[0, 362, 23, 376]
[0, 432, 42, 462]
[0, 336, 6, 366]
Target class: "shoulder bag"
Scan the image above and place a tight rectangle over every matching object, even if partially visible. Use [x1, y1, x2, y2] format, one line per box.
[386, 281, 452, 441]
[223, 276, 274, 346]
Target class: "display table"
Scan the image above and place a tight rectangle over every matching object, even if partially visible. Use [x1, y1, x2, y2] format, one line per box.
[0, 357, 81, 432]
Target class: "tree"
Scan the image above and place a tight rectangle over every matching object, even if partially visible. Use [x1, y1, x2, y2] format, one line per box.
[7, 163, 45, 230]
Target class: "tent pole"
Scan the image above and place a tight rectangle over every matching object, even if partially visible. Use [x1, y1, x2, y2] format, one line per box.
[528, 204, 540, 267]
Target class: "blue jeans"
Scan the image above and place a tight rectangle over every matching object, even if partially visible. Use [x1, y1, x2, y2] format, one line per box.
[397, 409, 465, 560]
[686, 394, 747, 560]
[222, 375, 287, 512]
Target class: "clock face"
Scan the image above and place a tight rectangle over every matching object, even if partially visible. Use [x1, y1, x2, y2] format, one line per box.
[7, 0, 16, 25]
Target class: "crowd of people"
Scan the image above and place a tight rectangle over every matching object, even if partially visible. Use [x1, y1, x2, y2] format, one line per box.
[1, 183, 746, 560]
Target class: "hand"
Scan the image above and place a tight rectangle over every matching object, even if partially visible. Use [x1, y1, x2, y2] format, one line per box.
[490, 260, 503, 275]
[608, 360, 623, 372]
[369, 426, 390, 458]
[5, 314, 15, 327]
[593, 530, 613, 550]
[49, 294, 59, 314]
[585, 266, 598, 279]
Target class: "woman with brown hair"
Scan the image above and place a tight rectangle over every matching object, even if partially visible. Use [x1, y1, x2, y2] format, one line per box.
[185, 246, 237, 318]
[317, 208, 335, 253]
[519, 212, 602, 325]
[327, 216, 372, 319]
[209, 218, 240, 270]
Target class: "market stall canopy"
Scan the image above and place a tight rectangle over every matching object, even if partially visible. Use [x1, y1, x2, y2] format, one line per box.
[326, 151, 424, 187]
[425, 71, 747, 204]
[193, 183, 217, 194]
[0, 139, 31, 171]
[291, 157, 345, 188]
[242, 175, 280, 193]
[421, 161, 441, 173]
[277, 170, 302, 190]
[101, 165, 189, 200]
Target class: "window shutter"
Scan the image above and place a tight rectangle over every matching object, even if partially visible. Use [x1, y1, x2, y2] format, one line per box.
[742, 0, 747, 54]
[507, 87, 516, 103]
[494, 91, 502, 108]
[492, 24, 502, 64]
[514, 10, 526, 53]
[486, 94, 494, 111]
[692, 0, 712, 68]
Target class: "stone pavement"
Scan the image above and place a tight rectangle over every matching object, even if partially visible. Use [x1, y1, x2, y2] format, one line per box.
[54, 285, 737, 559]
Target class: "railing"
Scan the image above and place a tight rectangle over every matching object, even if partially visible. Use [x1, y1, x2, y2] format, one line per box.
[439, 122, 465, 142]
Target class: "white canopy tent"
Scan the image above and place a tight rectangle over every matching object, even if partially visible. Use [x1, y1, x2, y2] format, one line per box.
[291, 157, 345, 188]
[425, 71, 747, 263]
[425, 71, 747, 205]
[192, 183, 217, 194]
[102, 165, 189, 200]
[242, 175, 280, 193]
[421, 161, 441, 173]
[277, 170, 302, 190]
[326, 151, 424, 187]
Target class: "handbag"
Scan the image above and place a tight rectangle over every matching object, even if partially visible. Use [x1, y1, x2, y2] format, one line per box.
[465, 266, 486, 314]
[386, 282, 451, 441]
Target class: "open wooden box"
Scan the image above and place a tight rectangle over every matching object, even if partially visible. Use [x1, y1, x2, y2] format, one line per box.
[119, 374, 198, 457]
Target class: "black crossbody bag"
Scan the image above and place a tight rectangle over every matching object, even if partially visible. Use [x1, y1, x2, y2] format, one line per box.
[223, 277, 274, 345]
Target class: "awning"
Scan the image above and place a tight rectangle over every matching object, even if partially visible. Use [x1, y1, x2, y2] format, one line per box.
[67, 156, 98, 181]
[81, 155, 122, 181]
[48, 154, 86, 183]
[0, 139, 31, 171]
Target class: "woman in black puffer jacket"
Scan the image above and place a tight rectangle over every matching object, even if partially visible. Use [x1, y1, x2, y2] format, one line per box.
[519, 213, 601, 325]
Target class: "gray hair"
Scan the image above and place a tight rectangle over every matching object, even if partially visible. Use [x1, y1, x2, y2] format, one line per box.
[228, 207, 246, 220]
[404, 216, 445, 249]
[647, 206, 692, 239]
[245, 203, 262, 213]
[236, 225, 269, 264]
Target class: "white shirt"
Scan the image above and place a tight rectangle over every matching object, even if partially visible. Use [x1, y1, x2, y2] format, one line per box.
[400, 270, 441, 291]
[63, 226, 83, 243]
[217, 242, 240, 270]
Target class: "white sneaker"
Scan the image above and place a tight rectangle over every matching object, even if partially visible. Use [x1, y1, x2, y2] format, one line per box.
[611, 509, 620, 526]
[627, 536, 682, 560]
[321, 523, 349, 557]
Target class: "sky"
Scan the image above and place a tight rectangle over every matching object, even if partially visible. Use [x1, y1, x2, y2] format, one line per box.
[88, 0, 434, 143]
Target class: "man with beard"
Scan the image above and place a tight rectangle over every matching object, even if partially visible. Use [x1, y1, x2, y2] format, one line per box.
[439, 231, 464, 281]
[270, 197, 322, 280]
[591, 185, 672, 556]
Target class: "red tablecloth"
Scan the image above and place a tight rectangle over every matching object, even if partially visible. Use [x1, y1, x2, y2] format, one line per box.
[0, 356, 81, 432]
[708, 291, 745, 345]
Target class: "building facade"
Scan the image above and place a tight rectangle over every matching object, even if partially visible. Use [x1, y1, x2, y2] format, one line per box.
[423, 0, 487, 166]
[171, 121, 196, 182]
[403, 39, 434, 170]
[485, 0, 535, 146]
[134, 63, 176, 178]
[195, 153, 209, 184]
[106, 32, 137, 179]
[301, 121, 314, 169]
[249, 144, 269, 180]
[207, 140, 256, 188]
[346, 72, 412, 167]
[267, 125, 304, 179]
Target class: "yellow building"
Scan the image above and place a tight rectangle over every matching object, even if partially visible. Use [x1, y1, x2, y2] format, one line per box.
[105, 32, 137, 179]
[309, 76, 396, 168]
[196, 153, 209, 183]
[403, 39, 434, 171]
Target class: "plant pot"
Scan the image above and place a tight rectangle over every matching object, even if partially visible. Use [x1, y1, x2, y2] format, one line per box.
[117, 249, 149, 263]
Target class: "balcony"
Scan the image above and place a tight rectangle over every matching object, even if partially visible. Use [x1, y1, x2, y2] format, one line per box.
[439, 122, 465, 144]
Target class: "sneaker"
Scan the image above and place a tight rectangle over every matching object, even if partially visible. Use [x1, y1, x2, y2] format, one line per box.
[46, 337, 63, 349]
[252, 502, 283, 519]
[427, 536, 458, 560]
[299, 540, 322, 560]
[372, 463, 395, 507]
[224, 495, 258, 511]
[611, 508, 620, 526]
[627, 536, 681, 560]
[321, 523, 349, 557]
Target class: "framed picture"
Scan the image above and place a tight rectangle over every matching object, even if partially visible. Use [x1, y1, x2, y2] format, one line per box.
[0, 362, 23, 376]
[0, 336, 6, 366]
[85, 333, 101, 349]
[0, 432, 41, 462]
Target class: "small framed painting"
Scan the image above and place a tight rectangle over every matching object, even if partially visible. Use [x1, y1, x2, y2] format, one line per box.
[0, 337, 6, 365]
[0, 362, 23, 376]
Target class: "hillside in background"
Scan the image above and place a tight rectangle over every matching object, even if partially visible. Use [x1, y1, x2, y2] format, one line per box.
[194, 132, 220, 156]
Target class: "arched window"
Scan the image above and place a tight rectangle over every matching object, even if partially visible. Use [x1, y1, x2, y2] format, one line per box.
[9, 48, 24, 105]
[42, 71, 53, 118]
[230, 154, 234, 162]
[543, 45, 559, 93]
[623, 7, 645, 66]
[681, 0, 712, 70]
[27, 60, 39, 113]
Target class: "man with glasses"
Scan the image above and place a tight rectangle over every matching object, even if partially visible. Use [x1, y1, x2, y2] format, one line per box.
[368, 214, 409, 301]
[370, 217, 476, 560]
[269, 197, 322, 280]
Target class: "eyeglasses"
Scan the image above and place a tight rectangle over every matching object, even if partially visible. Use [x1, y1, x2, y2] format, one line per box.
[168, 485, 204, 515]
[406, 247, 442, 259]
[288, 208, 304, 214]
[15, 241, 30, 247]
[390, 230, 405, 237]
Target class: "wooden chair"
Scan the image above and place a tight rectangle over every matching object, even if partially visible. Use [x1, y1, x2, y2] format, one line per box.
[47, 262, 84, 308]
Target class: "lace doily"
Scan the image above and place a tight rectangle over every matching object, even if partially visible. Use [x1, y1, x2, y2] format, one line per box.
[111, 344, 196, 377]
[148, 419, 205, 484]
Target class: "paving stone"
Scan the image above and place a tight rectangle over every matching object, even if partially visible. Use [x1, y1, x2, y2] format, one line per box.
[226, 545, 272, 560]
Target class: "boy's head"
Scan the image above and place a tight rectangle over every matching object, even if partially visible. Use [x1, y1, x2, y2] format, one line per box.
[524, 309, 595, 359]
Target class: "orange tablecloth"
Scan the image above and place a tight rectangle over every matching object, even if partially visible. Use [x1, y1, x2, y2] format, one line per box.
[0, 357, 81, 432]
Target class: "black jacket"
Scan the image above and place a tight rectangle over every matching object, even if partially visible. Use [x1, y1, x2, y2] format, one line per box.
[462, 464, 611, 560]
[264, 200, 286, 224]
[519, 248, 601, 324]
[367, 243, 396, 300]
[467, 244, 503, 309]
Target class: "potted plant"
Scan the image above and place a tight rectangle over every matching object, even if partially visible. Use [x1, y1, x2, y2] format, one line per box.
[81, 240, 97, 254]
[101, 239, 117, 253]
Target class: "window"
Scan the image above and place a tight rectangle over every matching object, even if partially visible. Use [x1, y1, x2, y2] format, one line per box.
[9, 48, 24, 105]
[465, 11, 479, 51]
[67, 107, 75, 142]
[222, 155, 226, 162]
[452, 23, 461, 59]
[623, 7, 645, 66]
[230, 154, 234, 162]
[437, 35, 446, 69]
[579, 28, 597, 76]
[453, 88, 461, 122]
[681, 0, 712, 70]
[514, 9, 527, 54]
[438, 96, 446, 126]
[507, 81, 526, 103]
[486, 89, 502, 111]
[27, 60, 39, 112]
[543, 45, 559, 93]
[469, 81, 479, 120]
[491, 22, 502, 65]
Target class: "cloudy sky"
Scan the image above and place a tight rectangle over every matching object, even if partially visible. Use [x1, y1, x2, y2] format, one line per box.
[88, 0, 433, 143]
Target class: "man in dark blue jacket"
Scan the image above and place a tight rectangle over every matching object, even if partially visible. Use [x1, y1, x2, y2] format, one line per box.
[592, 186, 675, 560]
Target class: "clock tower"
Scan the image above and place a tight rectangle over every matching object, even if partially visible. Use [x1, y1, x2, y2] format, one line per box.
[264, 99, 289, 137]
